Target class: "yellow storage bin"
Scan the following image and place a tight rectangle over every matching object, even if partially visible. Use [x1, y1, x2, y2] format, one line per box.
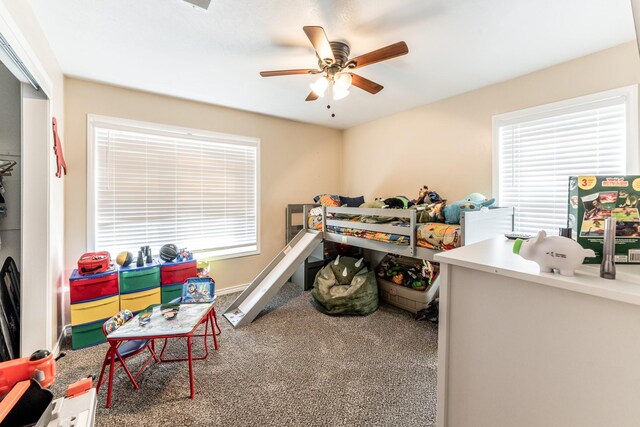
[70, 295, 120, 326]
[120, 287, 161, 313]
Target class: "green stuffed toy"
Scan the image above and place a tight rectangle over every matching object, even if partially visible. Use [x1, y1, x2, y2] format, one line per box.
[443, 193, 495, 224]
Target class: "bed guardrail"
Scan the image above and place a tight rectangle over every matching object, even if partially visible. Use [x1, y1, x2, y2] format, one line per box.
[460, 206, 514, 246]
[321, 206, 418, 257]
[313, 205, 514, 260]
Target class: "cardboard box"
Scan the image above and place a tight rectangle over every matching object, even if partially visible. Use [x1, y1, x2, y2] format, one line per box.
[568, 176, 640, 264]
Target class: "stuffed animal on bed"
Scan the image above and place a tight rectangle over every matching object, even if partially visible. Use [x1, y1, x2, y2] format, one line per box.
[414, 185, 444, 205]
[443, 193, 495, 224]
[382, 196, 414, 209]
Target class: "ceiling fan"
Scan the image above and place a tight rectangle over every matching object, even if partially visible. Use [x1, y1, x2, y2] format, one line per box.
[260, 26, 409, 101]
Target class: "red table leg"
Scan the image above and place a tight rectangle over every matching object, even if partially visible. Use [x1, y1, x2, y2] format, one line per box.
[210, 311, 219, 351]
[187, 335, 195, 399]
[106, 343, 117, 408]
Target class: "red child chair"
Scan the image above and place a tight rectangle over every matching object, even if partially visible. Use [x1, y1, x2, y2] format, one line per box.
[96, 309, 158, 406]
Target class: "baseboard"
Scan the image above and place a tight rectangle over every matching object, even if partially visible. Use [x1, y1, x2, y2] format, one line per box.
[53, 325, 70, 355]
[217, 283, 249, 296]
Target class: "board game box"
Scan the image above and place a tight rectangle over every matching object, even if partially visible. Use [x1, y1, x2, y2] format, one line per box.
[568, 175, 640, 264]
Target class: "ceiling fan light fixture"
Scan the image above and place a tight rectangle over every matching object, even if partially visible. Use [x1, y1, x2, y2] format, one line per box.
[333, 72, 352, 91]
[333, 87, 350, 100]
[310, 76, 329, 97]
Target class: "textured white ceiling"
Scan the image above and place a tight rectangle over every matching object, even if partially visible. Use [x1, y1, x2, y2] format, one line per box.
[25, 0, 635, 129]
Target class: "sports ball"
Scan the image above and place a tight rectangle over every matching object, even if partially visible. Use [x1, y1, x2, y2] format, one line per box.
[159, 244, 178, 262]
[116, 251, 133, 267]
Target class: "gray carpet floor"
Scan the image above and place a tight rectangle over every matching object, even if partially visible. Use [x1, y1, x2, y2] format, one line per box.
[53, 283, 438, 426]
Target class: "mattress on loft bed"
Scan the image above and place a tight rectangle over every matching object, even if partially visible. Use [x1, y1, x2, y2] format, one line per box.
[307, 215, 461, 251]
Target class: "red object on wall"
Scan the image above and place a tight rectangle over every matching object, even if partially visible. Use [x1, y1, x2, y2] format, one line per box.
[69, 271, 119, 303]
[52, 117, 67, 178]
[160, 261, 197, 285]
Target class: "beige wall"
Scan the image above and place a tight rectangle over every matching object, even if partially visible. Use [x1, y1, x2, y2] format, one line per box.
[343, 41, 640, 203]
[64, 78, 342, 291]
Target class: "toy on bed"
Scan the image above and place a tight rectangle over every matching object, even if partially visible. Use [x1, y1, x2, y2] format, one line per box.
[443, 193, 495, 224]
[381, 196, 414, 209]
[311, 256, 378, 315]
[414, 185, 444, 205]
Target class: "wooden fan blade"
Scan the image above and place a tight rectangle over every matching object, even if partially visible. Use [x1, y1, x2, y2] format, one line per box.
[305, 91, 319, 101]
[350, 41, 408, 69]
[303, 26, 335, 64]
[350, 73, 384, 94]
[260, 69, 318, 77]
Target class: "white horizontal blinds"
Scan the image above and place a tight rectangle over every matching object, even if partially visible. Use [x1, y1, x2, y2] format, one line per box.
[94, 125, 258, 257]
[499, 97, 627, 234]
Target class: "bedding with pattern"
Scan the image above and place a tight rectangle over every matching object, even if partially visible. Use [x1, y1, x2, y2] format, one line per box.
[307, 214, 461, 251]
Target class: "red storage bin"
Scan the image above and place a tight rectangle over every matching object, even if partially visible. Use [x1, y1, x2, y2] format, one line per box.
[69, 269, 119, 303]
[160, 260, 197, 285]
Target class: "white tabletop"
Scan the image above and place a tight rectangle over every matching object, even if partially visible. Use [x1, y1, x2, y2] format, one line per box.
[435, 237, 640, 306]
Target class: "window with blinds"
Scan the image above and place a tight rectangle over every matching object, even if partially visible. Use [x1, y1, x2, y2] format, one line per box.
[88, 116, 259, 259]
[495, 87, 637, 234]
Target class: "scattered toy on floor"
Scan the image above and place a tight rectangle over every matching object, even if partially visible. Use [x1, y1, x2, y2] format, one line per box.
[415, 298, 439, 323]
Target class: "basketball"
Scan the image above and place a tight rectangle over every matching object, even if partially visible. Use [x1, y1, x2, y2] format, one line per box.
[159, 244, 178, 262]
[116, 251, 133, 267]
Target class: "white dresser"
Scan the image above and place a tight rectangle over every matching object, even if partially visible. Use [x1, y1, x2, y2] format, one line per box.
[435, 237, 640, 427]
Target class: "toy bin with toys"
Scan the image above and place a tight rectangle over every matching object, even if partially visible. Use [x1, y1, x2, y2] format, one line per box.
[375, 254, 439, 314]
[568, 175, 640, 264]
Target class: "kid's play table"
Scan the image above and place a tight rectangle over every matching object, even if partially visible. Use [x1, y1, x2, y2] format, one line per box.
[104, 301, 217, 408]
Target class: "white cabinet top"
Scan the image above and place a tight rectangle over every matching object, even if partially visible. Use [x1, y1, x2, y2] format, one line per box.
[434, 237, 640, 306]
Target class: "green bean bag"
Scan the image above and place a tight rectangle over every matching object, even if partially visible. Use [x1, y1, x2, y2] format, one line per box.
[311, 256, 379, 316]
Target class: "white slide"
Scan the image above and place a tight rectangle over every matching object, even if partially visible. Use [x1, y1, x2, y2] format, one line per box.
[223, 230, 323, 328]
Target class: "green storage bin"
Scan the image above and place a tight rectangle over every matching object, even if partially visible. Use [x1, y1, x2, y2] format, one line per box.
[162, 283, 183, 304]
[71, 318, 107, 350]
[119, 266, 160, 294]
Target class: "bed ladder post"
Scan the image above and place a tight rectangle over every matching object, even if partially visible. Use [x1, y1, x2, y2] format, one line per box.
[321, 206, 327, 237]
[410, 209, 416, 257]
[302, 204, 309, 231]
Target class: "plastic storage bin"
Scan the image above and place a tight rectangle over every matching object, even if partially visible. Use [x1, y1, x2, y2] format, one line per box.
[161, 283, 183, 304]
[375, 255, 438, 314]
[120, 287, 161, 313]
[160, 260, 197, 285]
[69, 269, 118, 304]
[377, 279, 432, 314]
[71, 318, 108, 349]
[119, 263, 160, 294]
[70, 295, 120, 326]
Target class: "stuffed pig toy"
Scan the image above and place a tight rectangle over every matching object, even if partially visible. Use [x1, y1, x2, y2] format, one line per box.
[513, 230, 596, 276]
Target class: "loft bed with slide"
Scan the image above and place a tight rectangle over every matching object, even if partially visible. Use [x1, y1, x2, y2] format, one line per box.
[224, 192, 515, 328]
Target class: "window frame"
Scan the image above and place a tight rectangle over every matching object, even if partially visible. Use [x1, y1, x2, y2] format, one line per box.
[86, 114, 261, 261]
[492, 85, 639, 223]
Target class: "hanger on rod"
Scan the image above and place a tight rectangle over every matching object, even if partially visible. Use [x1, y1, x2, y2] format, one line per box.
[0, 160, 17, 176]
